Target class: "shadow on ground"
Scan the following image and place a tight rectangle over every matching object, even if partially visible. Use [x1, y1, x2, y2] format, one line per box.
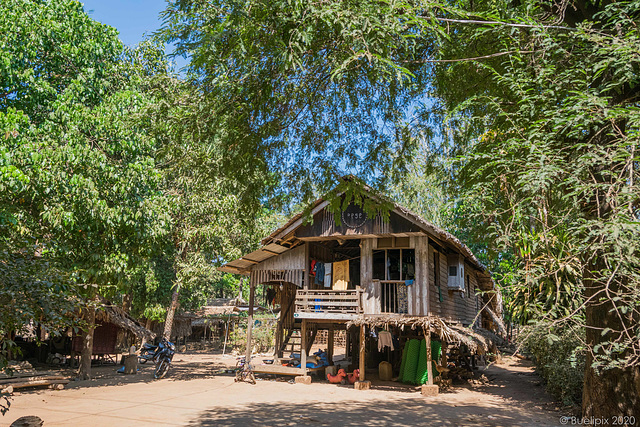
[185, 399, 558, 427]
[59, 354, 230, 389]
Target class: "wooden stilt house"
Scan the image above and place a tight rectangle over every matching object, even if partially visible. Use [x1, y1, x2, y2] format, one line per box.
[219, 180, 501, 384]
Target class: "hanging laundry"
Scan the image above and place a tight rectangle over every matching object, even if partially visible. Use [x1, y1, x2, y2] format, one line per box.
[378, 331, 395, 351]
[310, 260, 317, 276]
[314, 262, 325, 285]
[323, 263, 332, 288]
[333, 260, 350, 290]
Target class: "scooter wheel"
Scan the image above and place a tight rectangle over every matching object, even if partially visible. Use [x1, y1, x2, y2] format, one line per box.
[154, 359, 170, 379]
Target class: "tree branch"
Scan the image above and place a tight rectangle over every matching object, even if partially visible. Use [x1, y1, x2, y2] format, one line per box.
[403, 50, 535, 64]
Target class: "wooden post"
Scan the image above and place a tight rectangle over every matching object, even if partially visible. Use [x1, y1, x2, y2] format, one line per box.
[222, 313, 231, 355]
[415, 236, 429, 316]
[301, 319, 307, 376]
[327, 325, 334, 366]
[244, 279, 255, 367]
[274, 320, 282, 362]
[425, 323, 433, 385]
[359, 324, 365, 381]
[304, 243, 310, 290]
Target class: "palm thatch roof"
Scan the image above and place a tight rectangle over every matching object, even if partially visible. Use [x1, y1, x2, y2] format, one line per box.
[96, 298, 155, 342]
[347, 315, 503, 354]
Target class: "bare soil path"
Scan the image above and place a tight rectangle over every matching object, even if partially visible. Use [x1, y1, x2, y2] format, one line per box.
[1, 354, 566, 426]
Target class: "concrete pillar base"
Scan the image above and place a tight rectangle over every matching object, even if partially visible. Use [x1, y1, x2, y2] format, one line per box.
[354, 380, 371, 390]
[421, 384, 439, 397]
[295, 375, 312, 384]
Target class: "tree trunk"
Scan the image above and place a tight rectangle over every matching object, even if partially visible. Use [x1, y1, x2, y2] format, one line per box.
[581, 129, 640, 415]
[140, 318, 153, 348]
[163, 284, 180, 340]
[76, 306, 95, 380]
[122, 293, 132, 313]
[582, 262, 640, 416]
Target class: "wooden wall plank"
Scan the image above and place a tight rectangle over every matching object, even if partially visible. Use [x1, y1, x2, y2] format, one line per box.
[415, 236, 429, 316]
[360, 239, 376, 314]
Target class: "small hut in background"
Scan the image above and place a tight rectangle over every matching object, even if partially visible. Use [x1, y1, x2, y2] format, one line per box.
[149, 315, 193, 347]
[188, 298, 268, 351]
[70, 298, 155, 364]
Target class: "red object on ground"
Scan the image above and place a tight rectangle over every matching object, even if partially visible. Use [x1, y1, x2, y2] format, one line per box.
[347, 369, 360, 384]
[327, 369, 347, 384]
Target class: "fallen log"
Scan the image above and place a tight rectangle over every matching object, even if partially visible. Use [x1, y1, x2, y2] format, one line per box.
[8, 379, 69, 390]
[0, 371, 54, 380]
[0, 376, 66, 386]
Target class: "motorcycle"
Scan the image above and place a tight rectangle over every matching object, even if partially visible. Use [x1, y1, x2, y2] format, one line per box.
[138, 338, 176, 379]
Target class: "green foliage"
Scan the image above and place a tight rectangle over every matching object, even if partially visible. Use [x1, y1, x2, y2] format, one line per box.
[0, 0, 122, 123]
[160, 0, 433, 204]
[229, 316, 276, 354]
[519, 322, 586, 406]
[0, 251, 80, 365]
[0, 0, 173, 372]
[160, 2, 640, 408]
[442, 1, 640, 372]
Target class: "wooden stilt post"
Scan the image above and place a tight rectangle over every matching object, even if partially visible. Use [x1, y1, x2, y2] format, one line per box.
[425, 323, 433, 385]
[274, 315, 282, 363]
[421, 319, 438, 396]
[244, 278, 255, 367]
[359, 324, 365, 381]
[354, 323, 370, 390]
[301, 319, 307, 376]
[222, 313, 231, 355]
[327, 325, 334, 365]
[294, 319, 312, 384]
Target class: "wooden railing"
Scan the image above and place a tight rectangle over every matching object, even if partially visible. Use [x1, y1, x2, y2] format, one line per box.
[380, 281, 408, 314]
[294, 289, 362, 320]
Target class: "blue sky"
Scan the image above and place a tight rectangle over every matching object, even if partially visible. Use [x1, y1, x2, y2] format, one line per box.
[81, 0, 188, 70]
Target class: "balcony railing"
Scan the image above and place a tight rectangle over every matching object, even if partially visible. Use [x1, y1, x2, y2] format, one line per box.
[294, 289, 362, 320]
[380, 281, 408, 314]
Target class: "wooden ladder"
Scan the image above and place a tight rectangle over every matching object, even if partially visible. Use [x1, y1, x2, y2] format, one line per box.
[280, 322, 318, 357]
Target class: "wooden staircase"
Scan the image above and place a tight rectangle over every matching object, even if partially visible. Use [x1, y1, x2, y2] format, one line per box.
[278, 321, 318, 358]
[281, 327, 301, 356]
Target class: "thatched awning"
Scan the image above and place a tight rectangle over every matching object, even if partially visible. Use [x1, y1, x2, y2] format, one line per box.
[347, 315, 503, 354]
[96, 299, 155, 342]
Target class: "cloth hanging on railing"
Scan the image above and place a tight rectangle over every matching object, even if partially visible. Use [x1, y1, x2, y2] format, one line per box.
[323, 263, 332, 288]
[333, 260, 349, 290]
[313, 262, 325, 285]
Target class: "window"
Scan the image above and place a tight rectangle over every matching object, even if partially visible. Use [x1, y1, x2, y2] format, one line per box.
[372, 248, 415, 281]
[373, 250, 386, 280]
[387, 249, 401, 280]
[402, 249, 415, 280]
[449, 266, 457, 276]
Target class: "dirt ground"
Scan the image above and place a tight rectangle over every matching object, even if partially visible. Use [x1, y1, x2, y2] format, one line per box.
[1, 352, 567, 426]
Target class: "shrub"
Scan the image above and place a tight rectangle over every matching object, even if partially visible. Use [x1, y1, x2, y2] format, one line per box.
[519, 322, 585, 406]
[230, 315, 276, 354]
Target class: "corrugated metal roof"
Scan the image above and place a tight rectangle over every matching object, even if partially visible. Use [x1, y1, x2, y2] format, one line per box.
[219, 243, 291, 275]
